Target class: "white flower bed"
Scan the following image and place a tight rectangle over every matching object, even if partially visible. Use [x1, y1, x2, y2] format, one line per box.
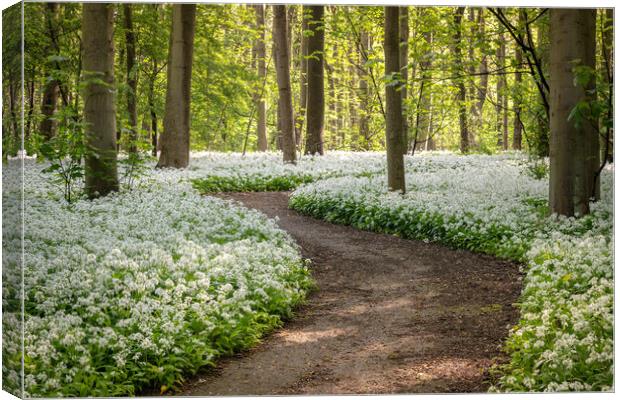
[2, 152, 613, 394]
[2, 160, 312, 397]
[289, 153, 613, 391]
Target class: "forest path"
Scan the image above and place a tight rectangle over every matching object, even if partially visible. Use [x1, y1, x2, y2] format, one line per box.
[178, 191, 522, 395]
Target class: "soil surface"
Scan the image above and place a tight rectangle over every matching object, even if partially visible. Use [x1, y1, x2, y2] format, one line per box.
[177, 191, 522, 395]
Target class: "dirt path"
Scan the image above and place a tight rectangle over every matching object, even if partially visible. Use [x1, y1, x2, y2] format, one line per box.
[178, 192, 522, 395]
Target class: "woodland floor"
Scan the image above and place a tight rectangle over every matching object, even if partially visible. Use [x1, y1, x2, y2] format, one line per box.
[176, 192, 523, 395]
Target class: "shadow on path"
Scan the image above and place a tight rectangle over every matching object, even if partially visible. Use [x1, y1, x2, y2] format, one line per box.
[178, 192, 522, 395]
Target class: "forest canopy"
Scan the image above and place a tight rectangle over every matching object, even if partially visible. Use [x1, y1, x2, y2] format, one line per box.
[3, 3, 612, 158]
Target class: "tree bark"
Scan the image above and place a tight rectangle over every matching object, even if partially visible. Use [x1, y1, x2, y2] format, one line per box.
[475, 9, 489, 121]
[496, 33, 506, 149]
[82, 3, 119, 198]
[415, 16, 433, 152]
[399, 7, 409, 154]
[513, 15, 524, 151]
[123, 4, 138, 153]
[358, 30, 371, 149]
[297, 6, 310, 148]
[384, 6, 406, 193]
[157, 4, 196, 169]
[304, 5, 325, 155]
[254, 4, 268, 151]
[148, 59, 158, 157]
[549, 9, 596, 216]
[40, 2, 60, 141]
[273, 5, 297, 163]
[574, 10, 598, 215]
[453, 7, 469, 153]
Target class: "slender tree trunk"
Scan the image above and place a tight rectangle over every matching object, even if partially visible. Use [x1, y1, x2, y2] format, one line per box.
[399, 7, 409, 153]
[415, 23, 433, 153]
[453, 7, 469, 153]
[475, 9, 489, 119]
[503, 73, 509, 150]
[496, 33, 506, 149]
[148, 60, 158, 157]
[157, 4, 196, 169]
[8, 81, 19, 147]
[358, 30, 371, 149]
[82, 3, 119, 197]
[25, 69, 36, 142]
[297, 6, 309, 148]
[273, 5, 297, 163]
[575, 10, 598, 215]
[384, 6, 405, 193]
[549, 9, 596, 216]
[123, 4, 138, 153]
[513, 34, 523, 150]
[466, 7, 477, 148]
[40, 2, 60, 140]
[305, 5, 325, 155]
[254, 4, 268, 151]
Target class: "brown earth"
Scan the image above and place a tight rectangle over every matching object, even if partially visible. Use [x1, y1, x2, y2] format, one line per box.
[176, 191, 522, 395]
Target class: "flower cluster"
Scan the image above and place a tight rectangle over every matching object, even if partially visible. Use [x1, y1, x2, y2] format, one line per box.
[2, 160, 312, 397]
[186, 151, 387, 193]
[289, 153, 613, 392]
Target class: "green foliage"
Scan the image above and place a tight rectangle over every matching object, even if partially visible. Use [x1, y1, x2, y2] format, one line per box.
[192, 174, 316, 193]
[39, 108, 87, 203]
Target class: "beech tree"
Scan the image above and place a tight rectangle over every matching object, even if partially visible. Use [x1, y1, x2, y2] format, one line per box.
[157, 4, 196, 168]
[123, 4, 137, 153]
[384, 6, 405, 193]
[273, 5, 297, 163]
[549, 9, 597, 216]
[304, 5, 325, 155]
[399, 7, 409, 154]
[39, 2, 61, 140]
[253, 4, 268, 152]
[453, 7, 468, 153]
[82, 3, 118, 198]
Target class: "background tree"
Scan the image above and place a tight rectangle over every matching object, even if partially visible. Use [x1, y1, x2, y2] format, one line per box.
[304, 5, 325, 155]
[273, 5, 297, 163]
[82, 3, 118, 197]
[453, 7, 469, 153]
[123, 4, 138, 153]
[157, 4, 196, 168]
[253, 4, 268, 151]
[384, 6, 405, 193]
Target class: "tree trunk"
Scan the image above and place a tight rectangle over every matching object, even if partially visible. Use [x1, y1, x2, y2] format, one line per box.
[513, 24, 523, 150]
[549, 9, 596, 216]
[475, 9, 489, 121]
[40, 2, 60, 141]
[254, 4, 268, 151]
[25, 69, 36, 142]
[575, 10, 598, 214]
[384, 6, 405, 193]
[297, 6, 309, 148]
[157, 4, 196, 169]
[82, 3, 118, 198]
[358, 30, 371, 149]
[399, 7, 409, 154]
[304, 5, 325, 155]
[453, 7, 469, 153]
[148, 60, 158, 157]
[496, 33, 506, 149]
[414, 9, 433, 153]
[123, 4, 138, 153]
[273, 5, 297, 163]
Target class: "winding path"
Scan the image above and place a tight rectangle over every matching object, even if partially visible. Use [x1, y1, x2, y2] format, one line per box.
[178, 192, 522, 395]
